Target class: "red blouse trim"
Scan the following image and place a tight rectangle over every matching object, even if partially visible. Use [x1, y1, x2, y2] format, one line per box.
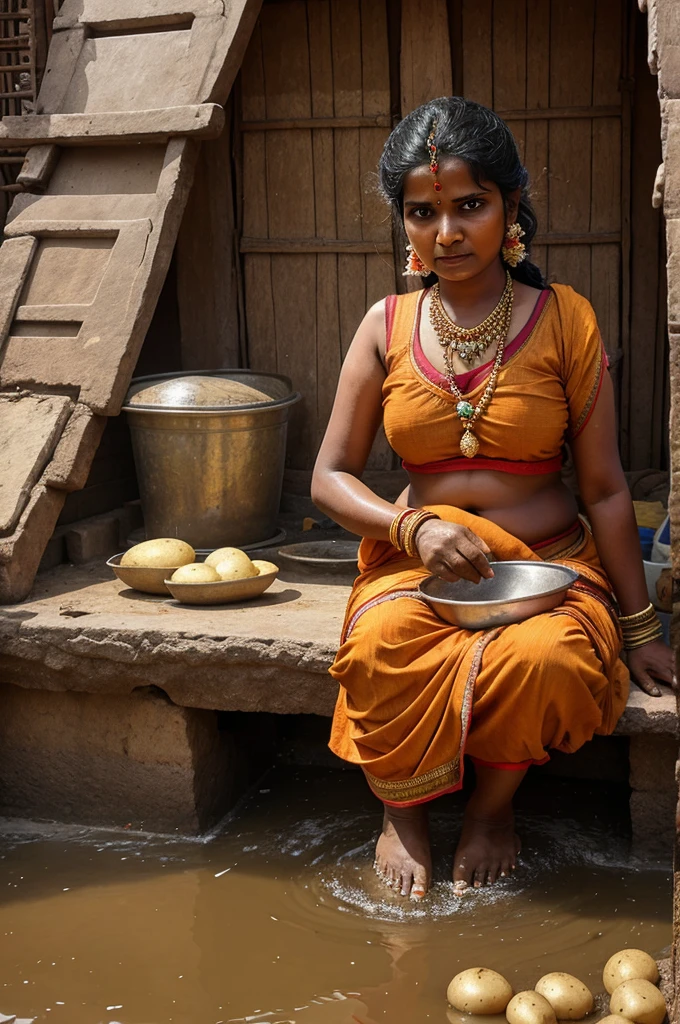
[402, 454, 564, 475]
[384, 294, 398, 353]
[413, 287, 551, 393]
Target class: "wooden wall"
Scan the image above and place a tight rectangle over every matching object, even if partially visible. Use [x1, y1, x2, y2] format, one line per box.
[233, 0, 666, 472]
[238, 0, 397, 469]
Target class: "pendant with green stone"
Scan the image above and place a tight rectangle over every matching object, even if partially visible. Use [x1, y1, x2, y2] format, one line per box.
[456, 400, 475, 421]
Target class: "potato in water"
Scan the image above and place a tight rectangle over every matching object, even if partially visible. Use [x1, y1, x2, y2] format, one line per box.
[603, 950, 660, 994]
[447, 968, 513, 1015]
[609, 979, 666, 1024]
[535, 973, 593, 1019]
[506, 992, 557, 1024]
[170, 563, 220, 583]
[121, 538, 194, 568]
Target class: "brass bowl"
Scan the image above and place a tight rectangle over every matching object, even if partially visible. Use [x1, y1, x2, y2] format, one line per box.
[107, 553, 183, 595]
[419, 561, 579, 629]
[164, 568, 279, 606]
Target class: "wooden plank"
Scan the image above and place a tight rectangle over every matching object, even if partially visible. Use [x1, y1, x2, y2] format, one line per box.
[589, 244, 620, 358]
[361, 0, 390, 117]
[360, 1, 391, 246]
[461, 0, 492, 107]
[244, 254, 277, 373]
[338, 254, 367, 359]
[627, 19, 665, 469]
[546, 245, 592, 299]
[240, 21, 274, 373]
[525, 0, 550, 251]
[308, 0, 337, 239]
[308, 0, 334, 119]
[549, 0, 595, 107]
[499, 105, 621, 120]
[315, 252, 342, 455]
[593, 0, 623, 107]
[241, 115, 392, 130]
[400, 0, 452, 113]
[177, 101, 240, 370]
[271, 253, 318, 467]
[493, 0, 526, 111]
[331, 0, 362, 118]
[365, 251, 397, 468]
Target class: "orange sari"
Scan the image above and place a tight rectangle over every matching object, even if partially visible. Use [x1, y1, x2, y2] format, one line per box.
[328, 287, 630, 806]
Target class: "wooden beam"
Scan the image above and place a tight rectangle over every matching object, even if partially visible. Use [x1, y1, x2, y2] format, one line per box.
[240, 237, 393, 254]
[498, 104, 621, 120]
[240, 115, 392, 131]
[534, 231, 621, 245]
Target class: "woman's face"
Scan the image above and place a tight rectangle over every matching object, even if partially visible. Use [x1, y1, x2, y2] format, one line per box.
[402, 156, 518, 282]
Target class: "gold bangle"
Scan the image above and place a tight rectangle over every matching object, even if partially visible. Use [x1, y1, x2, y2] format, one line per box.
[404, 510, 440, 558]
[619, 602, 657, 625]
[389, 508, 416, 550]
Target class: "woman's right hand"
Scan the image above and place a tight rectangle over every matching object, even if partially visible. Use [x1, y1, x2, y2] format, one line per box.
[415, 519, 495, 583]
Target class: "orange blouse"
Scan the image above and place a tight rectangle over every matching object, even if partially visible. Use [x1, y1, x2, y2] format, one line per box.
[382, 284, 606, 475]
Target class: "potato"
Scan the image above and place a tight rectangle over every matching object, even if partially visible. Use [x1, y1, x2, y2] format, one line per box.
[251, 559, 279, 576]
[170, 563, 220, 583]
[506, 991, 556, 1024]
[598, 1016, 637, 1024]
[535, 973, 594, 1019]
[205, 547, 250, 569]
[121, 538, 194, 568]
[609, 979, 667, 1024]
[211, 549, 259, 581]
[447, 968, 513, 1015]
[604, 951, 660, 994]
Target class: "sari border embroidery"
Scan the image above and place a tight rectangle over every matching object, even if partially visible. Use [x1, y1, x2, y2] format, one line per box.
[364, 628, 502, 806]
[571, 342, 605, 438]
[343, 588, 425, 643]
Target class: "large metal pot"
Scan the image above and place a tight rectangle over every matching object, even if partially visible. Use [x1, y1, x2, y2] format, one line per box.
[122, 370, 301, 549]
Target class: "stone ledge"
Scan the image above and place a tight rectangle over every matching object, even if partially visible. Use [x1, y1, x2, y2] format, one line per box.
[0, 561, 676, 732]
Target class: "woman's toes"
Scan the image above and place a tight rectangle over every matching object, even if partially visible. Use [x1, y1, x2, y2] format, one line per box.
[473, 866, 488, 888]
[399, 872, 413, 897]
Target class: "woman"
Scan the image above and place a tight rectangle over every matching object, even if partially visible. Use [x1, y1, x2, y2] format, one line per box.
[311, 98, 674, 902]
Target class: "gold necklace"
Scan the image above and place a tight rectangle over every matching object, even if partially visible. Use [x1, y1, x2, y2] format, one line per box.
[430, 275, 514, 458]
[429, 270, 513, 363]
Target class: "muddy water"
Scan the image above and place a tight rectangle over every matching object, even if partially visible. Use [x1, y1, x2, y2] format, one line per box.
[0, 769, 671, 1024]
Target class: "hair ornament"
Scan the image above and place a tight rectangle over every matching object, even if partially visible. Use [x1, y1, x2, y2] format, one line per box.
[427, 119, 442, 192]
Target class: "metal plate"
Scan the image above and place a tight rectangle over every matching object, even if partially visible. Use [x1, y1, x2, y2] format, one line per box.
[277, 539, 360, 569]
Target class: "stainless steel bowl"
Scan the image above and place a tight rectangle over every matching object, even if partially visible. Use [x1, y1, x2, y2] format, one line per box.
[419, 561, 579, 629]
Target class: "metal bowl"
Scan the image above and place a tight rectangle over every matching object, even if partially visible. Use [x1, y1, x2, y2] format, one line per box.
[164, 568, 279, 606]
[107, 553, 182, 595]
[419, 561, 579, 629]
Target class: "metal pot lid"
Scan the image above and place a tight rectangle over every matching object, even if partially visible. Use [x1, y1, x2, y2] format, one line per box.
[125, 373, 291, 410]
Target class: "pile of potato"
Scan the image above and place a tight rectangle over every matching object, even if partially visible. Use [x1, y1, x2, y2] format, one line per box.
[120, 538, 277, 583]
[447, 950, 664, 1024]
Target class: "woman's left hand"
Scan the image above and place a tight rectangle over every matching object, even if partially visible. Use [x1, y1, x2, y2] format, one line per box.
[627, 639, 676, 696]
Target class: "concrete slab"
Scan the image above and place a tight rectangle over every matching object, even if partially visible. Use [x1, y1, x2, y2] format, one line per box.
[0, 394, 72, 533]
[0, 560, 676, 735]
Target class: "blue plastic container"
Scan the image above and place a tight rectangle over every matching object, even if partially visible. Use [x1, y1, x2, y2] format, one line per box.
[638, 527, 655, 560]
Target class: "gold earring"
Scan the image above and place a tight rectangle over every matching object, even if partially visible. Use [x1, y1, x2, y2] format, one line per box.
[501, 222, 527, 267]
[403, 243, 429, 277]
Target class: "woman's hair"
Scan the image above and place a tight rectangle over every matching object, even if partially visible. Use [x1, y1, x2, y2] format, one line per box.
[379, 96, 545, 289]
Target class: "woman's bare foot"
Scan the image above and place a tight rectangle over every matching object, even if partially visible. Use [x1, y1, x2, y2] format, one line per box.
[451, 762, 527, 895]
[374, 803, 431, 900]
[452, 800, 521, 893]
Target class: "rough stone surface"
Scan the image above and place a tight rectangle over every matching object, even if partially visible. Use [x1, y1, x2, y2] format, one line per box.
[16, 144, 59, 190]
[0, 682, 240, 833]
[0, 563, 676, 736]
[0, 105, 225, 148]
[630, 789, 676, 861]
[630, 734, 678, 791]
[0, 486, 66, 604]
[0, 393, 72, 533]
[42, 405, 106, 492]
[64, 512, 122, 565]
[0, 235, 37, 347]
